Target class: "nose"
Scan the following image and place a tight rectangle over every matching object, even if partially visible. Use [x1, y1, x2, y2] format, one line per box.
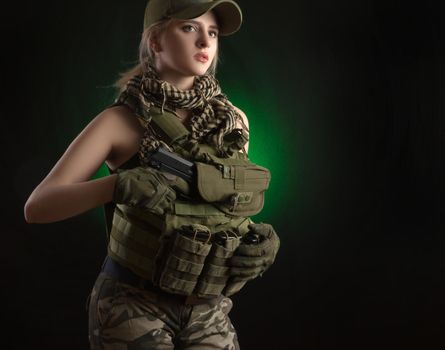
[196, 32, 210, 49]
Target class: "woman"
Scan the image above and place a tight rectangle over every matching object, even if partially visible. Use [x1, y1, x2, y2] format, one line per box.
[24, 0, 279, 349]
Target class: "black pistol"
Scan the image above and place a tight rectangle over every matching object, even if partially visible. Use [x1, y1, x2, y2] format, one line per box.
[148, 146, 195, 185]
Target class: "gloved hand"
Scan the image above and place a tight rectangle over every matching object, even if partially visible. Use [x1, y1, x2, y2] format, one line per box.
[113, 166, 177, 215]
[160, 171, 191, 196]
[229, 223, 280, 279]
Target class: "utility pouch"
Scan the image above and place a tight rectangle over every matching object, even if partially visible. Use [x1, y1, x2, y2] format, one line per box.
[157, 224, 212, 295]
[195, 231, 241, 298]
[195, 157, 271, 217]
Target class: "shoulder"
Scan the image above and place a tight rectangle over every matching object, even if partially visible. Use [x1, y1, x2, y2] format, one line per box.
[99, 104, 144, 128]
[98, 105, 145, 139]
[97, 105, 145, 165]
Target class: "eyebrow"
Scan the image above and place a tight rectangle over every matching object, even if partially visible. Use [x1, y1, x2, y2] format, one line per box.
[182, 20, 219, 31]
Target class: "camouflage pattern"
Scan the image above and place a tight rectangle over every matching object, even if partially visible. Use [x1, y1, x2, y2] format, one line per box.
[88, 272, 239, 349]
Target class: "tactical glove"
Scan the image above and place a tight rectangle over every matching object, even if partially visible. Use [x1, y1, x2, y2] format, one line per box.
[113, 166, 177, 215]
[229, 223, 280, 279]
[160, 171, 191, 196]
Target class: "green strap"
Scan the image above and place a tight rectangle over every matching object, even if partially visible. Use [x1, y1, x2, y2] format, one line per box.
[206, 153, 261, 166]
[235, 166, 245, 190]
[195, 280, 227, 297]
[111, 213, 161, 251]
[108, 238, 155, 274]
[166, 254, 205, 276]
[174, 202, 227, 216]
[150, 107, 190, 146]
[214, 217, 252, 236]
[173, 234, 212, 256]
[116, 204, 165, 231]
[159, 274, 197, 295]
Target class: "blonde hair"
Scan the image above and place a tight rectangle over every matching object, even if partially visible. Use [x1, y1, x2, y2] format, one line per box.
[114, 19, 219, 90]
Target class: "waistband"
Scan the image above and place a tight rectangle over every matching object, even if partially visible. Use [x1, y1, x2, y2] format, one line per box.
[101, 256, 219, 306]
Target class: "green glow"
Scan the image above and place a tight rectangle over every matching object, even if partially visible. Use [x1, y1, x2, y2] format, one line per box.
[88, 82, 297, 225]
[221, 67, 297, 223]
[92, 163, 110, 180]
[85, 49, 297, 226]
[90, 164, 110, 222]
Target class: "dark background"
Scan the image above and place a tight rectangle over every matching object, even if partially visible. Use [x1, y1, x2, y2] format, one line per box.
[3, 0, 445, 349]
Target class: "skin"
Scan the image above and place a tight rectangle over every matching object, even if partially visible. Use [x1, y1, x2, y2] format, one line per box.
[153, 11, 220, 90]
[24, 10, 249, 224]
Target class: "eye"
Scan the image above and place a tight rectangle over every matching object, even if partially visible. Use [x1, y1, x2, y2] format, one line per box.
[182, 24, 197, 33]
[209, 30, 219, 38]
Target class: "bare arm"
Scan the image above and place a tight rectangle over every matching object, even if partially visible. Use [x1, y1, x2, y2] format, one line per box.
[24, 106, 143, 223]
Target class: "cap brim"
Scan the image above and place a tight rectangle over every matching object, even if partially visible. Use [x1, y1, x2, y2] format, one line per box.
[171, 0, 242, 36]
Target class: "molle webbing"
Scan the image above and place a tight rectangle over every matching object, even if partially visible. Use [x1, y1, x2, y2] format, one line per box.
[165, 205, 252, 240]
[158, 230, 212, 295]
[173, 202, 227, 216]
[155, 225, 243, 298]
[108, 206, 164, 279]
[195, 235, 241, 297]
[107, 105, 268, 296]
[108, 201, 252, 283]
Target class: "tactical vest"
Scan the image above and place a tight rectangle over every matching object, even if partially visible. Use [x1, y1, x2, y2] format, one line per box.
[105, 105, 271, 297]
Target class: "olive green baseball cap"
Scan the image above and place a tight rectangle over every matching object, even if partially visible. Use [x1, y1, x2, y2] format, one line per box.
[143, 0, 243, 36]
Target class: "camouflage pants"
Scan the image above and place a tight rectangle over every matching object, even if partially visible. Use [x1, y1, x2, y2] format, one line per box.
[87, 272, 240, 349]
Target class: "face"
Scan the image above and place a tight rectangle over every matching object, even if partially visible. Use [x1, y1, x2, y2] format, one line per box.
[153, 11, 219, 79]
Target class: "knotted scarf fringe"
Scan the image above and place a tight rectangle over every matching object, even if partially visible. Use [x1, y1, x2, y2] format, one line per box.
[114, 66, 240, 164]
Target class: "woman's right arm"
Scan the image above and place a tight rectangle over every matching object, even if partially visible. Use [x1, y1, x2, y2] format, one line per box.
[24, 106, 143, 223]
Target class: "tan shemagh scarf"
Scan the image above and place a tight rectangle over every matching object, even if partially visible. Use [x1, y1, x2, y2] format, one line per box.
[114, 66, 240, 164]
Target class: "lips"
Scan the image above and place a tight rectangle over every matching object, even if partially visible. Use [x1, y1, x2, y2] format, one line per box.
[194, 53, 209, 63]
